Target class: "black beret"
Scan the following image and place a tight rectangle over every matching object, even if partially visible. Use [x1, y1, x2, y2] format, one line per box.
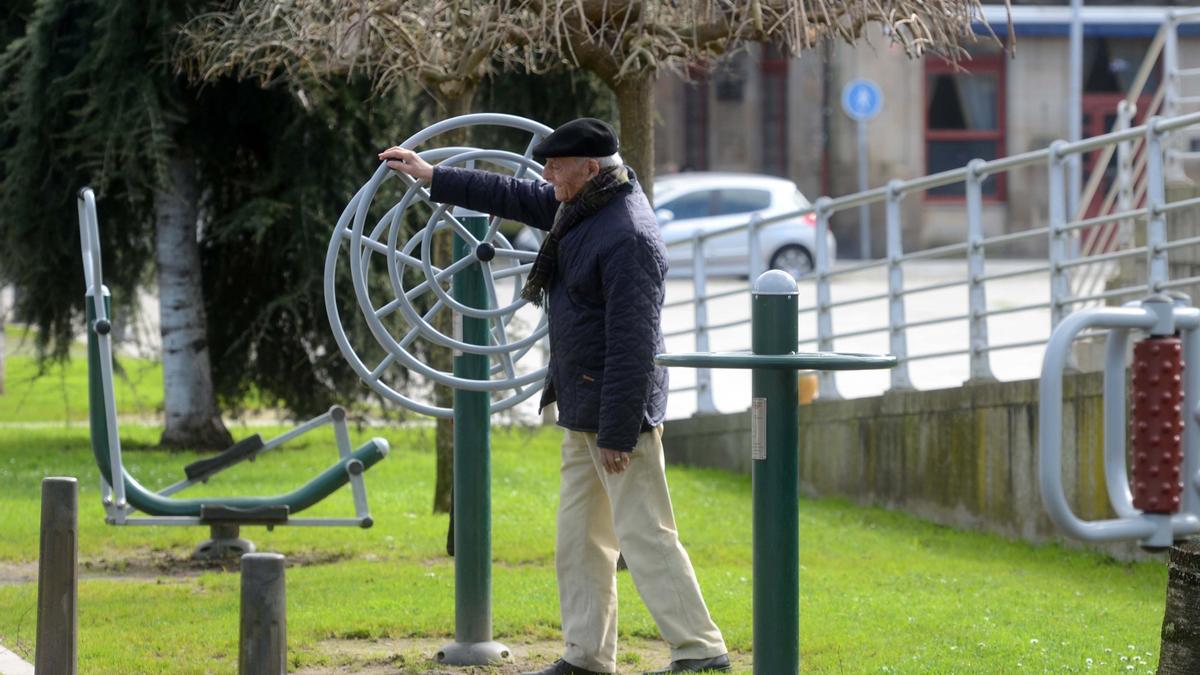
[532, 117, 619, 162]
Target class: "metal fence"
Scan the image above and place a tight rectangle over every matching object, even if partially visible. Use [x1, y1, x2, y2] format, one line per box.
[664, 14, 1200, 414]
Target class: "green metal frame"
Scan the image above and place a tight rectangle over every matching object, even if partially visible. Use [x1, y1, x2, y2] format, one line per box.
[655, 270, 896, 675]
[78, 186, 386, 529]
[86, 295, 387, 521]
[436, 212, 511, 665]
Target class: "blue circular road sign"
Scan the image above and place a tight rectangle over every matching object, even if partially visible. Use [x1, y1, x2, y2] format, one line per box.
[841, 79, 882, 121]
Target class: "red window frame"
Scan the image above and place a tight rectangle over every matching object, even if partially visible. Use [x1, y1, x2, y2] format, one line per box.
[923, 53, 1007, 203]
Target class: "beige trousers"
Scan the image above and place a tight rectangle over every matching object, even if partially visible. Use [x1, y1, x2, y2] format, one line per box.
[557, 427, 727, 673]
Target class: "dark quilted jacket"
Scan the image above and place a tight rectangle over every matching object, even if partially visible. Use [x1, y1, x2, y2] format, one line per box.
[430, 165, 669, 451]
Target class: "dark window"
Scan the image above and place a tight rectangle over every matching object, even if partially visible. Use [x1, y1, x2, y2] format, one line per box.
[659, 191, 714, 221]
[927, 74, 999, 131]
[683, 67, 710, 171]
[925, 49, 1005, 200]
[1084, 37, 1158, 95]
[761, 44, 789, 177]
[715, 189, 771, 216]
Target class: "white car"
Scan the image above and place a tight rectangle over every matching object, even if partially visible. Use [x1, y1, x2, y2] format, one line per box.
[652, 172, 836, 279]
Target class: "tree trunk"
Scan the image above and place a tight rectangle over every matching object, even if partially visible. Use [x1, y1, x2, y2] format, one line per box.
[154, 154, 233, 450]
[1159, 540, 1200, 673]
[613, 73, 657, 204]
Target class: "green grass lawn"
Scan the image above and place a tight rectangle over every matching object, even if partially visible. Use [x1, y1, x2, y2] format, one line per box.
[2, 325, 163, 423]
[0, 327, 1173, 673]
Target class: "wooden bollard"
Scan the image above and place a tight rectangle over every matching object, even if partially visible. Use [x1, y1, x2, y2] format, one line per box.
[239, 552, 286, 674]
[35, 477, 78, 674]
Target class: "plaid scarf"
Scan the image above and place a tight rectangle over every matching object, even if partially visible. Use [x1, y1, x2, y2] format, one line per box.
[520, 165, 632, 307]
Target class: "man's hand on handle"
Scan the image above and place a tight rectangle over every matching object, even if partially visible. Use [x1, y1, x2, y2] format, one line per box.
[378, 147, 434, 182]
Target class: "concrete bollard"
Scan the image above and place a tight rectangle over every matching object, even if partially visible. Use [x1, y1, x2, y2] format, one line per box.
[239, 553, 286, 674]
[36, 477, 78, 675]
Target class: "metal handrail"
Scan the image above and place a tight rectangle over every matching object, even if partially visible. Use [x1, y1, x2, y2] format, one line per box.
[1160, 195, 1200, 215]
[978, 227, 1051, 247]
[899, 241, 971, 261]
[823, 257, 890, 278]
[975, 265, 1050, 283]
[665, 15, 1200, 414]
[1058, 247, 1147, 269]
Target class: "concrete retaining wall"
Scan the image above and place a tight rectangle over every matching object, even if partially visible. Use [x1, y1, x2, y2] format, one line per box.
[663, 371, 1150, 559]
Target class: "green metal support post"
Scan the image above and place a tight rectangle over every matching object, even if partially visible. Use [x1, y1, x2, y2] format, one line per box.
[655, 270, 896, 674]
[438, 210, 510, 665]
[751, 272, 800, 674]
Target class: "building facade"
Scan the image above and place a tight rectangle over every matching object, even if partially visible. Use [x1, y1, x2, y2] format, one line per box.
[652, 2, 1200, 258]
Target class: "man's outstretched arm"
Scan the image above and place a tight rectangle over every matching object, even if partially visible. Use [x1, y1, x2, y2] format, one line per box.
[379, 147, 558, 230]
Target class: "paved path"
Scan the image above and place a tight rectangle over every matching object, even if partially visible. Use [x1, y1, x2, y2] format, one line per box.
[0, 645, 33, 675]
[660, 259, 1051, 419]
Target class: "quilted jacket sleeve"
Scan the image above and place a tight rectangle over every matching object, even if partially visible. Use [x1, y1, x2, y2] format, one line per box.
[429, 166, 558, 231]
[597, 228, 667, 451]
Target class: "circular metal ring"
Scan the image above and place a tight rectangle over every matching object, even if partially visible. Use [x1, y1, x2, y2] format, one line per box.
[324, 113, 556, 416]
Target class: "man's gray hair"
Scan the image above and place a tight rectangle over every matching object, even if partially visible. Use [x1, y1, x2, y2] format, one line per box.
[595, 152, 624, 169]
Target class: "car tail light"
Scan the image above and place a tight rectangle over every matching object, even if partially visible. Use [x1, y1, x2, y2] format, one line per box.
[802, 212, 816, 226]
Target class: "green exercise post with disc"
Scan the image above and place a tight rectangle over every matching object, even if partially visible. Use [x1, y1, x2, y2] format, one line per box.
[443, 210, 508, 662]
[325, 114, 559, 667]
[656, 269, 896, 675]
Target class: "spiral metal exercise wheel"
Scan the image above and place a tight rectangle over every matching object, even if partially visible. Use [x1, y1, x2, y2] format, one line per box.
[324, 113, 557, 665]
[324, 113, 555, 418]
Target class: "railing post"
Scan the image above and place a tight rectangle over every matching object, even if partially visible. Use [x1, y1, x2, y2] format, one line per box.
[1116, 102, 1135, 250]
[748, 213, 764, 281]
[813, 197, 840, 399]
[965, 160, 995, 381]
[692, 230, 716, 414]
[1145, 117, 1170, 291]
[885, 181, 913, 390]
[1163, 14, 1186, 180]
[1048, 141, 1073, 329]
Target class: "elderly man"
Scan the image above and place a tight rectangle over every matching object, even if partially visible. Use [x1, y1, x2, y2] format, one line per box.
[379, 118, 730, 675]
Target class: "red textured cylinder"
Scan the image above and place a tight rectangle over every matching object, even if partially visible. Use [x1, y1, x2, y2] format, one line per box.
[1130, 336, 1185, 513]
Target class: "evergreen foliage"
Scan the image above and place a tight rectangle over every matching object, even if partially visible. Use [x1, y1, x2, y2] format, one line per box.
[0, 0, 618, 418]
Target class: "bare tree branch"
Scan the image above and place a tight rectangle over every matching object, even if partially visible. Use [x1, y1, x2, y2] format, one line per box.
[177, 0, 1006, 93]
